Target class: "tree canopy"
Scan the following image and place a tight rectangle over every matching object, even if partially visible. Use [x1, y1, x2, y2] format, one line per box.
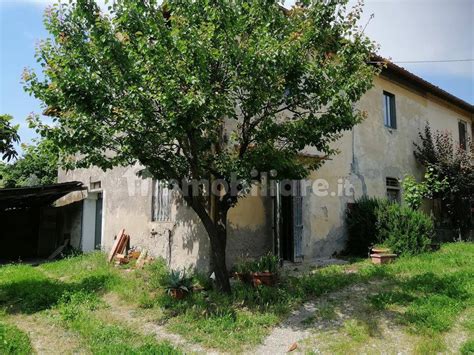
[414, 124, 473, 237]
[24, 0, 378, 292]
[0, 138, 59, 188]
[0, 114, 20, 162]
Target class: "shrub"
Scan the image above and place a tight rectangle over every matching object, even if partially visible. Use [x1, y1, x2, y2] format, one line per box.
[376, 203, 434, 255]
[345, 196, 389, 256]
[346, 196, 434, 256]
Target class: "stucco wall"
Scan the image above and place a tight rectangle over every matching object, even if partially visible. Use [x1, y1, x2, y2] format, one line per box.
[58, 74, 472, 267]
[301, 75, 472, 259]
[58, 165, 272, 271]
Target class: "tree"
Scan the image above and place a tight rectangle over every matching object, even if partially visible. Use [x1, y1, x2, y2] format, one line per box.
[0, 138, 59, 188]
[401, 167, 448, 210]
[0, 114, 20, 162]
[24, 0, 378, 292]
[414, 124, 473, 238]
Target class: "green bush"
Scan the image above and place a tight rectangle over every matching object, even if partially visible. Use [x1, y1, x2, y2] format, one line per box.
[345, 196, 388, 256]
[376, 203, 433, 255]
[346, 196, 433, 256]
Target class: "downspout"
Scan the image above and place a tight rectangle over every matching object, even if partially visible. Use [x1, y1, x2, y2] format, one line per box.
[167, 229, 172, 267]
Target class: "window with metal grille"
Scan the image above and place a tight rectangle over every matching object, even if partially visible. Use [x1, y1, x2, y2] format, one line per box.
[386, 177, 400, 203]
[459, 121, 467, 150]
[152, 180, 171, 222]
[383, 91, 396, 129]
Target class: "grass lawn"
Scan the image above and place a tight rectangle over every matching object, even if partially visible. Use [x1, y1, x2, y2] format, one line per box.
[0, 242, 472, 353]
[0, 321, 33, 354]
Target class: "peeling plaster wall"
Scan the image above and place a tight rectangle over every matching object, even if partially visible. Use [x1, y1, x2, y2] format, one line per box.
[58, 165, 272, 271]
[301, 75, 472, 259]
[58, 75, 471, 267]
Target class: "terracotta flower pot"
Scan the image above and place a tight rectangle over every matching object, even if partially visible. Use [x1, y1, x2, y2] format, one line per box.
[169, 288, 187, 300]
[371, 247, 391, 254]
[234, 272, 251, 284]
[370, 253, 397, 265]
[251, 272, 277, 287]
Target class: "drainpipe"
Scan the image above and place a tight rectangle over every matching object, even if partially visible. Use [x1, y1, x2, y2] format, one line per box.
[167, 229, 172, 267]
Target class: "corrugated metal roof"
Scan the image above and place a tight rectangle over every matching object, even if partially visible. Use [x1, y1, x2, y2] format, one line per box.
[0, 181, 85, 210]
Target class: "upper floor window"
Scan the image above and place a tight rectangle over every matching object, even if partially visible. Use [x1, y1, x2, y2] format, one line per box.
[386, 177, 400, 203]
[458, 121, 467, 150]
[152, 180, 171, 222]
[383, 91, 397, 129]
[90, 180, 101, 190]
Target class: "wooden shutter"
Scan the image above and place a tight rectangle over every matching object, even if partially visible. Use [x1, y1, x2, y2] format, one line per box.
[383, 91, 396, 129]
[459, 121, 467, 150]
[389, 94, 397, 129]
[292, 181, 303, 261]
[152, 180, 171, 221]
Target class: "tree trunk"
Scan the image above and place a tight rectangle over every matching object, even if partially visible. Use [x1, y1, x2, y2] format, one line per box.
[208, 224, 231, 293]
[186, 196, 231, 293]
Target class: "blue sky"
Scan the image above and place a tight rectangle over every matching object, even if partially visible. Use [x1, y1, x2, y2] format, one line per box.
[1, 0, 473, 146]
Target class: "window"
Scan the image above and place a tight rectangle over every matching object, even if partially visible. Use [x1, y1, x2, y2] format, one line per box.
[383, 91, 396, 129]
[90, 181, 101, 190]
[152, 180, 171, 221]
[459, 121, 467, 150]
[386, 177, 400, 203]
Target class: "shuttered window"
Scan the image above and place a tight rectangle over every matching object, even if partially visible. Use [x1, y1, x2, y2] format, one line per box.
[383, 91, 396, 129]
[386, 177, 401, 203]
[459, 121, 467, 150]
[292, 181, 303, 261]
[152, 180, 171, 222]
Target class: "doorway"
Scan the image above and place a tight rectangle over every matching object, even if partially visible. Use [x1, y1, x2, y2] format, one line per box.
[274, 181, 303, 262]
[94, 193, 103, 250]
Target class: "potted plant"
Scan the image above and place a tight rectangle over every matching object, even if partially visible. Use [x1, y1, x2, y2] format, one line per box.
[370, 244, 392, 255]
[164, 269, 193, 299]
[234, 260, 254, 284]
[251, 253, 279, 286]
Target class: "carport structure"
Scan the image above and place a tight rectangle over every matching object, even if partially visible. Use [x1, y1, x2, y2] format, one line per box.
[0, 181, 84, 261]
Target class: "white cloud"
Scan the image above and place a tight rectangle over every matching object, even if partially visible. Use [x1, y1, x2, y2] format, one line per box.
[8, 0, 473, 84]
[356, 0, 473, 79]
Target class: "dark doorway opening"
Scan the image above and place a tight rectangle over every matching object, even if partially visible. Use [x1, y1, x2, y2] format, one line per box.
[275, 181, 303, 262]
[94, 193, 103, 250]
[280, 194, 294, 261]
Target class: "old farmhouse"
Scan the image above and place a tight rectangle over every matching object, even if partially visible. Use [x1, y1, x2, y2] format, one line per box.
[58, 59, 474, 271]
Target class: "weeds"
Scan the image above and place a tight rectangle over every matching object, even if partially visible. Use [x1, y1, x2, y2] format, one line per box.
[0, 243, 471, 352]
[368, 244, 473, 335]
[0, 322, 32, 354]
[461, 339, 474, 355]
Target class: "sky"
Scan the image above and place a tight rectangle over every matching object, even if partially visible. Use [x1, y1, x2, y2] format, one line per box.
[1, 0, 473, 146]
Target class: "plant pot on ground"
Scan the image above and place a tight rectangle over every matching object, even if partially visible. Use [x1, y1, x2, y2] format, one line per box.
[251, 272, 277, 286]
[370, 245, 392, 255]
[370, 253, 397, 265]
[369, 244, 397, 264]
[234, 253, 280, 286]
[233, 260, 255, 285]
[164, 269, 193, 300]
[169, 288, 187, 300]
[234, 272, 251, 284]
[251, 253, 280, 287]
